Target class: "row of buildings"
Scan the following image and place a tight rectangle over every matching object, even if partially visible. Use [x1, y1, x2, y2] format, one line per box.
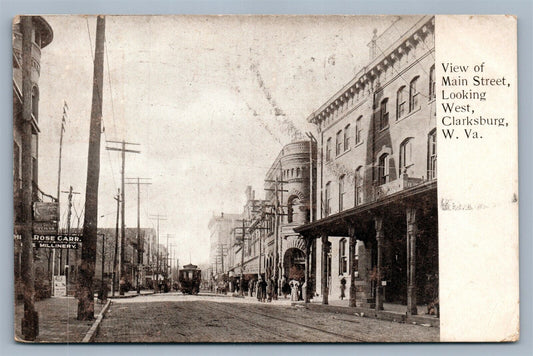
[209, 15, 438, 316]
[12, 16, 176, 300]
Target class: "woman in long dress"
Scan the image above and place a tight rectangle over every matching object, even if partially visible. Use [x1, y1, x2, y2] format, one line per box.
[290, 279, 300, 301]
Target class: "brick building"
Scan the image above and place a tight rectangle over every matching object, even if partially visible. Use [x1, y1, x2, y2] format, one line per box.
[296, 16, 438, 316]
[13, 16, 55, 299]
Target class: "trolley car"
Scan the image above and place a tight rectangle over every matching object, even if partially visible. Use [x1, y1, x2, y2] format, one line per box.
[178, 264, 201, 294]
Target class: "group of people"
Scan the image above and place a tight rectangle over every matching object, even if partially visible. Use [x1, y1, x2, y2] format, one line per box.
[248, 276, 273, 302]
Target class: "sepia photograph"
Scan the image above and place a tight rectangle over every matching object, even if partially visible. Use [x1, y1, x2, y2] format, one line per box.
[14, 14, 441, 343]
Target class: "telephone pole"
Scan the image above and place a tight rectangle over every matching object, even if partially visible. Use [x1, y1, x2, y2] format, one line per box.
[53, 101, 68, 290]
[78, 15, 105, 321]
[112, 189, 120, 296]
[61, 186, 80, 296]
[149, 214, 167, 292]
[126, 177, 151, 293]
[234, 220, 249, 297]
[20, 16, 38, 340]
[265, 173, 288, 299]
[106, 140, 140, 295]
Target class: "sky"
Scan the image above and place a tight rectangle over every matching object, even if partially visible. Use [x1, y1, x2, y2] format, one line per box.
[35, 15, 416, 265]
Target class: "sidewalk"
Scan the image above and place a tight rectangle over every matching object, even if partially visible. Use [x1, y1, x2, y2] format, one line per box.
[297, 298, 439, 327]
[14, 296, 104, 343]
[233, 294, 439, 327]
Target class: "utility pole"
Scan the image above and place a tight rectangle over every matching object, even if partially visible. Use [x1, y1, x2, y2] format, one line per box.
[234, 220, 249, 297]
[126, 177, 151, 293]
[112, 189, 120, 296]
[106, 141, 140, 295]
[265, 175, 288, 299]
[149, 214, 167, 292]
[99, 233, 106, 300]
[78, 15, 105, 321]
[53, 101, 68, 293]
[305, 132, 316, 223]
[20, 16, 37, 340]
[61, 186, 80, 296]
[165, 234, 173, 282]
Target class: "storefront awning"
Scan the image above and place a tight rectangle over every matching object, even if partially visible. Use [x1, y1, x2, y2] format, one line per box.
[295, 180, 437, 238]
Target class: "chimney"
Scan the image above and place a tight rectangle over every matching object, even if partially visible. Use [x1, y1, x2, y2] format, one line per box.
[245, 185, 252, 201]
[370, 28, 378, 60]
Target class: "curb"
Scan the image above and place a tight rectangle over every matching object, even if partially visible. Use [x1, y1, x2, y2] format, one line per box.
[81, 299, 111, 343]
[292, 302, 440, 328]
[108, 291, 155, 299]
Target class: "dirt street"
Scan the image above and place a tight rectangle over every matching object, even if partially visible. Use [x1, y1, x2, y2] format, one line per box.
[94, 293, 439, 342]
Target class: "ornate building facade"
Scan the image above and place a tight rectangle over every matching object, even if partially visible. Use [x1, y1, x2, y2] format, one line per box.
[296, 16, 438, 316]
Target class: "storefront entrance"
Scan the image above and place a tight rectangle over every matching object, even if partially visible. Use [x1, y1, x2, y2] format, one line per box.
[283, 248, 305, 280]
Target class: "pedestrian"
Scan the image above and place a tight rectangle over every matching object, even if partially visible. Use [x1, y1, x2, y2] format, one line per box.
[249, 279, 254, 297]
[256, 277, 263, 302]
[266, 277, 273, 302]
[282, 276, 290, 298]
[340, 277, 346, 300]
[260, 277, 267, 302]
[289, 279, 299, 301]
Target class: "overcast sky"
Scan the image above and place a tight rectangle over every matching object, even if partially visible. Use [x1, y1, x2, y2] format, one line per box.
[35, 15, 417, 265]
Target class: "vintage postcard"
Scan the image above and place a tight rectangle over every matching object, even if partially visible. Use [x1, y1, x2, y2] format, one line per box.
[12, 15, 518, 343]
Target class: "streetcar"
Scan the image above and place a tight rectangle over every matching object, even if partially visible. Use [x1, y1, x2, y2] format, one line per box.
[178, 264, 201, 294]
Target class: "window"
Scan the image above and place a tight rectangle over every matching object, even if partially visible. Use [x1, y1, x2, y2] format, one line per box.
[287, 196, 298, 223]
[325, 181, 331, 216]
[396, 86, 406, 119]
[428, 129, 437, 179]
[378, 154, 389, 185]
[344, 124, 351, 151]
[296, 167, 300, 177]
[379, 98, 389, 130]
[31, 86, 39, 120]
[354, 243, 359, 274]
[13, 142, 21, 193]
[355, 166, 363, 206]
[399, 138, 414, 175]
[339, 175, 346, 211]
[409, 76, 420, 112]
[355, 116, 363, 144]
[326, 138, 332, 161]
[339, 238, 348, 275]
[336, 130, 342, 156]
[429, 65, 436, 99]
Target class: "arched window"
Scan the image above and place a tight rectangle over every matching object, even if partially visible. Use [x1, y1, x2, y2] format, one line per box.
[287, 196, 295, 223]
[339, 238, 348, 275]
[429, 65, 436, 99]
[379, 98, 389, 130]
[355, 116, 363, 145]
[409, 76, 420, 112]
[355, 166, 363, 206]
[344, 124, 351, 150]
[291, 168, 294, 178]
[339, 175, 346, 211]
[428, 129, 437, 179]
[378, 154, 389, 185]
[325, 181, 331, 216]
[399, 138, 414, 175]
[396, 86, 406, 119]
[296, 167, 300, 177]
